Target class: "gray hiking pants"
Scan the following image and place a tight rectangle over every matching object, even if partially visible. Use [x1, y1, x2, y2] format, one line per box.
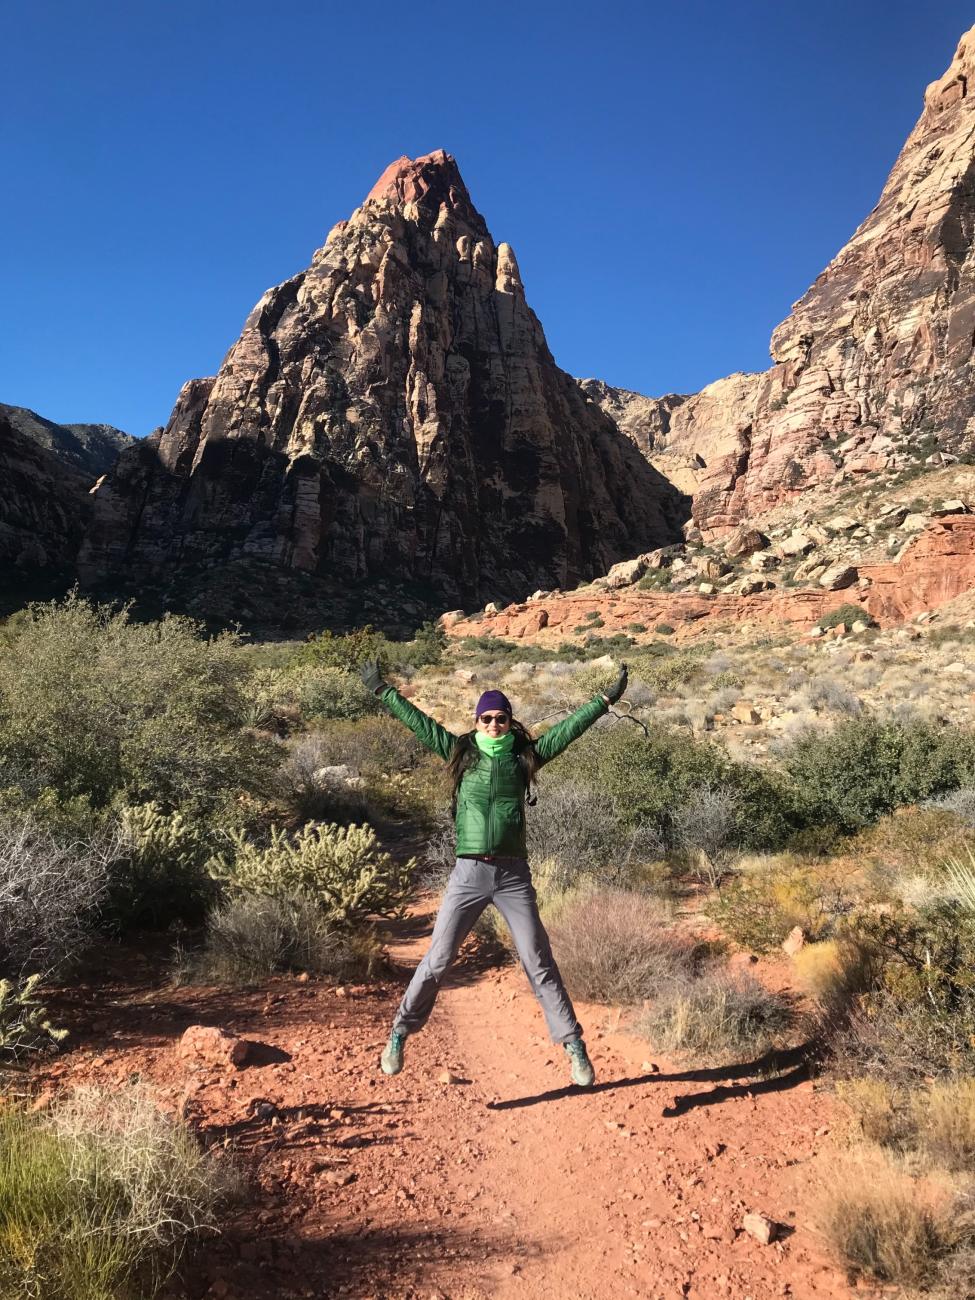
[393, 856, 582, 1044]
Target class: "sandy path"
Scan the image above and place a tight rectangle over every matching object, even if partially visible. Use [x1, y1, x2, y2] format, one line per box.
[33, 901, 856, 1300]
[378, 904, 853, 1300]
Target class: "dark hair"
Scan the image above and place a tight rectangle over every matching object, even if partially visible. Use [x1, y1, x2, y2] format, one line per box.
[446, 719, 540, 815]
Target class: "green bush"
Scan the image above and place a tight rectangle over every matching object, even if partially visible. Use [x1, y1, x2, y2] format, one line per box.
[0, 595, 275, 813]
[558, 724, 798, 851]
[0, 1088, 239, 1300]
[780, 717, 975, 833]
[818, 604, 875, 631]
[295, 624, 387, 672]
[185, 892, 384, 985]
[654, 623, 675, 635]
[626, 623, 647, 634]
[210, 822, 415, 926]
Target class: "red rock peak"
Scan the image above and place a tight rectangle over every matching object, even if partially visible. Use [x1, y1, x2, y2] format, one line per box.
[365, 150, 486, 230]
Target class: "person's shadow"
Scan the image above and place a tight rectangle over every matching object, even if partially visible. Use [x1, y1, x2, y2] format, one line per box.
[485, 1041, 814, 1114]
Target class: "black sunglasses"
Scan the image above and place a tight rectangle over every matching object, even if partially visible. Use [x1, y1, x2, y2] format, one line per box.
[478, 712, 510, 724]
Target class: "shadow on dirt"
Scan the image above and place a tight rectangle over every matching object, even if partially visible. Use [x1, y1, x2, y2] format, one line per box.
[176, 1222, 533, 1300]
[487, 1041, 816, 1112]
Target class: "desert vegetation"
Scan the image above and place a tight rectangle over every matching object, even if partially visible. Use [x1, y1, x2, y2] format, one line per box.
[4, 594, 975, 1293]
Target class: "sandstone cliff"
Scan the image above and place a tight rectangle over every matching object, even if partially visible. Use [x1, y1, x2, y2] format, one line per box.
[80, 151, 685, 624]
[586, 26, 975, 538]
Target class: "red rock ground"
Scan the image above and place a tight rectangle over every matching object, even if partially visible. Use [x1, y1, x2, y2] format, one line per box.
[28, 906, 857, 1300]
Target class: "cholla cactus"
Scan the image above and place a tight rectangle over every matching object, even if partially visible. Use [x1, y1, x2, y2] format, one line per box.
[210, 823, 414, 925]
[117, 802, 209, 873]
[0, 973, 67, 1057]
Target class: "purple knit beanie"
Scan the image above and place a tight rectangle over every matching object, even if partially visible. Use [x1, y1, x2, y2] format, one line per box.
[475, 689, 512, 718]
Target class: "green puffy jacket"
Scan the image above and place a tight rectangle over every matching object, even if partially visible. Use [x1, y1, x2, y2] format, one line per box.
[379, 686, 608, 858]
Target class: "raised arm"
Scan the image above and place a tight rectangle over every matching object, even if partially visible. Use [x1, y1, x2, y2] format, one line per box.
[360, 659, 458, 761]
[533, 663, 628, 765]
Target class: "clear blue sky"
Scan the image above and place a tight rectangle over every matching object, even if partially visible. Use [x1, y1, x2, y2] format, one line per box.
[3, 0, 972, 436]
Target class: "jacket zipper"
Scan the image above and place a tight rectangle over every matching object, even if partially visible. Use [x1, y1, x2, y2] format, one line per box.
[487, 753, 497, 850]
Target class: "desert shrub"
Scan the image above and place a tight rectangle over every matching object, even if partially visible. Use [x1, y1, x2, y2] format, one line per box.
[710, 669, 744, 690]
[635, 970, 792, 1062]
[107, 802, 217, 929]
[713, 861, 856, 954]
[525, 780, 664, 889]
[926, 785, 975, 827]
[295, 624, 387, 672]
[285, 665, 383, 721]
[0, 974, 66, 1060]
[0, 595, 275, 812]
[637, 570, 672, 592]
[818, 603, 874, 631]
[849, 807, 975, 890]
[185, 892, 384, 984]
[626, 623, 647, 634]
[780, 716, 975, 833]
[546, 889, 700, 1004]
[558, 724, 798, 852]
[670, 784, 739, 885]
[654, 623, 675, 634]
[0, 1088, 239, 1300]
[210, 822, 414, 926]
[813, 1151, 971, 1287]
[637, 652, 699, 692]
[276, 736, 371, 825]
[911, 1078, 975, 1171]
[792, 938, 876, 1022]
[0, 814, 115, 976]
[831, 904, 975, 1082]
[801, 676, 862, 716]
[306, 715, 425, 775]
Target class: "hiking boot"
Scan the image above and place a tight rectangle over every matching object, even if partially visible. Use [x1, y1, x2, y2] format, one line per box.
[564, 1037, 595, 1087]
[380, 1030, 406, 1076]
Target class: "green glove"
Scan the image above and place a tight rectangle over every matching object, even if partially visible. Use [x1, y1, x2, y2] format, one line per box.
[603, 662, 628, 705]
[359, 658, 387, 696]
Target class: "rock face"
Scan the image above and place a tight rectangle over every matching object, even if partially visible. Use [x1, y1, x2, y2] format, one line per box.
[585, 26, 975, 537]
[0, 412, 93, 576]
[0, 405, 134, 481]
[80, 151, 685, 618]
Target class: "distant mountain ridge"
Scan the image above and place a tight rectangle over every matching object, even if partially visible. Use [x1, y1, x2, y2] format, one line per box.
[0, 404, 134, 481]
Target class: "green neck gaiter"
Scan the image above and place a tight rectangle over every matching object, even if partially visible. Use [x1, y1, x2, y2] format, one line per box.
[474, 730, 516, 757]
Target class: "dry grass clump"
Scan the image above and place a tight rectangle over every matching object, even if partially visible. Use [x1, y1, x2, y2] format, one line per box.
[813, 1150, 973, 1288]
[792, 938, 876, 1022]
[635, 971, 792, 1063]
[0, 1087, 241, 1300]
[181, 892, 385, 985]
[838, 1076, 975, 1172]
[547, 889, 699, 1004]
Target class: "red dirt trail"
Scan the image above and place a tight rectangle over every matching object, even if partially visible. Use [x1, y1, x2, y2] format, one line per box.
[31, 903, 858, 1300]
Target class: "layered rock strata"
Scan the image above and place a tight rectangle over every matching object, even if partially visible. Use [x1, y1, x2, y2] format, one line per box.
[80, 151, 685, 614]
[446, 517, 975, 642]
[585, 26, 975, 538]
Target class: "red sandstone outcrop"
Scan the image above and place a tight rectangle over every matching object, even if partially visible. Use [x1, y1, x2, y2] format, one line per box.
[79, 151, 684, 619]
[447, 517, 975, 643]
[585, 27, 975, 539]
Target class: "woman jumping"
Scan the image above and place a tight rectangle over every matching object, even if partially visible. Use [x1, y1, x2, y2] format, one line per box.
[359, 658, 628, 1087]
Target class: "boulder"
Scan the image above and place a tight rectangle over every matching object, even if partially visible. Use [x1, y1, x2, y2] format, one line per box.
[177, 1025, 250, 1070]
[818, 563, 858, 590]
[778, 532, 815, 558]
[723, 526, 769, 559]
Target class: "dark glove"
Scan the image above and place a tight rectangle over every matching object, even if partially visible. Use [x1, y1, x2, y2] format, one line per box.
[359, 658, 387, 696]
[603, 662, 628, 705]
